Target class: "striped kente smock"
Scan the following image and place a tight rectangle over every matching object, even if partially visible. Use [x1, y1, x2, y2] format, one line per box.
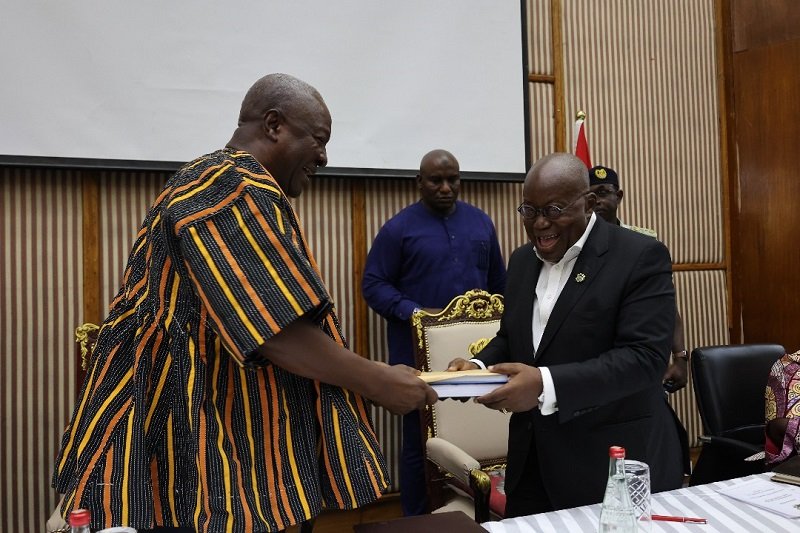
[53, 149, 389, 532]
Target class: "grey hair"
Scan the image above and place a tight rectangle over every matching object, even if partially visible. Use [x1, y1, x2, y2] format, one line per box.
[237, 73, 323, 124]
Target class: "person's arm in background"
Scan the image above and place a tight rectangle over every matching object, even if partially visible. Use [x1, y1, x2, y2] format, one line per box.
[663, 307, 688, 392]
[257, 317, 437, 414]
[362, 223, 421, 321]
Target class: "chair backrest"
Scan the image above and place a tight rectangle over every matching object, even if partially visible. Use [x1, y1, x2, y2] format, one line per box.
[691, 343, 785, 443]
[411, 289, 509, 464]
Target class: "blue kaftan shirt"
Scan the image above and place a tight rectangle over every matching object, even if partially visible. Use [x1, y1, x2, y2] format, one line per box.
[362, 200, 507, 366]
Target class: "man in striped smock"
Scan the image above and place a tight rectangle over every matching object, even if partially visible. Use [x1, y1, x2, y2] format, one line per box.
[53, 73, 438, 533]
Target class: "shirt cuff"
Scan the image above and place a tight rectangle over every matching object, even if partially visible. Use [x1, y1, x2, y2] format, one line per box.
[469, 358, 487, 370]
[399, 301, 421, 321]
[538, 366, 558, 415]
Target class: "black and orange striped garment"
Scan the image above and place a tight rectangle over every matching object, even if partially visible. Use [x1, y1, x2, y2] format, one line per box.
[53, 149, 389, 532]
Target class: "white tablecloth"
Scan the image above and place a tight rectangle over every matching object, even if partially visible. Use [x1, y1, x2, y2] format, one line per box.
[482, 474, 800, 532]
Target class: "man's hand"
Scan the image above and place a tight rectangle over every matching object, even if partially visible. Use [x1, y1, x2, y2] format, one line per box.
[446, 357, 479, 371]
[662, 358, 688, 393]
[368, 364, 438, 415]
[475, 363, 542, 413]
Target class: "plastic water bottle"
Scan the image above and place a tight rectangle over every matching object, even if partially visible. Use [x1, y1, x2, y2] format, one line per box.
[69, 508, 91, 533]
[598, 446, 637, 532]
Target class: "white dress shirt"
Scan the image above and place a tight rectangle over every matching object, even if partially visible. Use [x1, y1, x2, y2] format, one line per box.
[473, 213, 597, 415]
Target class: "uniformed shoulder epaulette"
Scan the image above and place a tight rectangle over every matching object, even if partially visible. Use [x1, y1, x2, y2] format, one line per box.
[621, 223, 658, 239]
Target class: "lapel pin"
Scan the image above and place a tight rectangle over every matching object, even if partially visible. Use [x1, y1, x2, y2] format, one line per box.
[575, 273, 586, 283]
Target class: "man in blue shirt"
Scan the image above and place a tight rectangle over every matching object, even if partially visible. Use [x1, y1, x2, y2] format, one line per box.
[362, 148, 507, 515]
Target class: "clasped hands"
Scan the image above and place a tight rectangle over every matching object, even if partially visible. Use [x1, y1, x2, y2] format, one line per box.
[446, 357, 543, 413]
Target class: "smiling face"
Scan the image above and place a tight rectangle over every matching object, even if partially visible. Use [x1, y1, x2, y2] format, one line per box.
[522, 154, 595, 262]
[270, 96, 331, 198]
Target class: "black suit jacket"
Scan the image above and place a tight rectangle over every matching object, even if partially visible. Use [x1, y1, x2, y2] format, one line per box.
[477, 219, 683, 509]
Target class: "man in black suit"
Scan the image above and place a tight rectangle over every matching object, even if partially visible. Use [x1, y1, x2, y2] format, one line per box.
[448, 153, 683, 516]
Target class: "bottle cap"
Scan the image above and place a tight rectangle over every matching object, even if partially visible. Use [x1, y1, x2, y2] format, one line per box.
[609, 446, 626, 459]
[70, 508, 91, 527]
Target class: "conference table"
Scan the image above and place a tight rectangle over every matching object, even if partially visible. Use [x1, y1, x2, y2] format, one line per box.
[482, 474, 800, 532]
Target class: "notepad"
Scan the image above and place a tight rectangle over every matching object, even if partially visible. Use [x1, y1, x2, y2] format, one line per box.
[419, 369, 509, 398]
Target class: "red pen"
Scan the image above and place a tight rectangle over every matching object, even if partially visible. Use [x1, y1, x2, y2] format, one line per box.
[651, 514, 708, 524]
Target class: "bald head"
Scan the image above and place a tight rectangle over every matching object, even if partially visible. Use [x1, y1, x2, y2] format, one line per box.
[525, 153, 589, 196]
[419, 149, 458, 174]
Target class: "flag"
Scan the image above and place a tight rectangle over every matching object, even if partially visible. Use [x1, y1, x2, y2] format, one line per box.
[573, 111, 592, 169]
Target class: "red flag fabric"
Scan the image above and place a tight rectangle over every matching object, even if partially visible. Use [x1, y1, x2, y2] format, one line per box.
[573, 112, 592, 169]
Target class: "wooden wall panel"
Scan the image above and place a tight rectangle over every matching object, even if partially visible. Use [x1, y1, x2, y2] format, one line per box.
[672, 270, 730, 445]
[730, 16, 800, 348]
[561, 0, 722, 265]
[98, 172, 167, 308]
[527, 0, 557, 160]
[0, 168, 83, 532]
[294, 179, 356, 345]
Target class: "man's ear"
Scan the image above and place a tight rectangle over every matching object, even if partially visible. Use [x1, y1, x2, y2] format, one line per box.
[415, 174, 423, 189]
[616, 188, 624, 203]
[585, 191, 597, 212]
[263, 109, 281, 141]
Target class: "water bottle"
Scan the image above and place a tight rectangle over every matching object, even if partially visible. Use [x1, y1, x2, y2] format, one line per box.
[598, 446, 637, 532]
[69, 508, 91, 533]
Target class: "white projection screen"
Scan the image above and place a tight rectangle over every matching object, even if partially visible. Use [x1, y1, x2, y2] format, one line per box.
[0, 1, 527, 177]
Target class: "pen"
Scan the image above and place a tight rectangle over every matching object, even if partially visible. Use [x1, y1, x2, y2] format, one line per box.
[651, 514, 707, 524]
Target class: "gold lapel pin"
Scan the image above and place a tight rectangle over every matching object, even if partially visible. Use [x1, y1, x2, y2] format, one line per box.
[575, 273, 586, 283]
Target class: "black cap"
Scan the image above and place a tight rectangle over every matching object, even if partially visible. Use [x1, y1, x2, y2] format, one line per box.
[589, 165, 619, 187]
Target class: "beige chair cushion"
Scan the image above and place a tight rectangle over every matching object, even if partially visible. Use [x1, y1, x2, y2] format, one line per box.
[424, 320, 509, 461]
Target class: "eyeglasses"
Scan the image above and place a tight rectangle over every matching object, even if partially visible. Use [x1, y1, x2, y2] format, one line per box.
[516, 191, 589, 220]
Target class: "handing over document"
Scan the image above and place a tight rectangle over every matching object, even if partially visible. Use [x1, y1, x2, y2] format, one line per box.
[419, 369, 509, 398]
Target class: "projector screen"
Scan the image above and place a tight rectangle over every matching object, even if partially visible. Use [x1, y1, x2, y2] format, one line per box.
[0, 1, 527, 177]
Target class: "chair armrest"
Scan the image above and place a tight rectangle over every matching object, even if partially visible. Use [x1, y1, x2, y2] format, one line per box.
[699, 435, 763, 456]
[427, 437, 481, 487]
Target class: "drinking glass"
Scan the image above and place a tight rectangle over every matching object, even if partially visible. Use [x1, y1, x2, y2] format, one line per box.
[624, 460, 651, 532]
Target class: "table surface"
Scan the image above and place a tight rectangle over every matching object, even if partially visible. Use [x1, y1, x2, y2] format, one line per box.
[482, 474, 800, 532]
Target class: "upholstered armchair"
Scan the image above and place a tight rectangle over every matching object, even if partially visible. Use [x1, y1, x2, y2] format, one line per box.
[411, 289, 509, 522]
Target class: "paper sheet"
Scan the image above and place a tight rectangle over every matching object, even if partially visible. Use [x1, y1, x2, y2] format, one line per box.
[716, 475, 800, 519]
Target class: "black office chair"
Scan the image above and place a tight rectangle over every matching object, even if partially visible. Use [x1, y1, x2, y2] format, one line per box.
[689, 343, 785, 486]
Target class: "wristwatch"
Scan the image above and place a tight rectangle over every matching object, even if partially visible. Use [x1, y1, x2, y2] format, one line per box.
[672, 350, 689, 360]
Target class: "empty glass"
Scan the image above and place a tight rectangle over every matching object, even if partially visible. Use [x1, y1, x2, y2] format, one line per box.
[624, 460, 651, 532]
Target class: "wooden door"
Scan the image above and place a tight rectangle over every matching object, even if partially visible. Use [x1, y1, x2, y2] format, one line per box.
[728, 0, 800, 347]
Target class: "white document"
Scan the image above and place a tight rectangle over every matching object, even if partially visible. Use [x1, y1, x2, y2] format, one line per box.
[717, 476, 800, 519]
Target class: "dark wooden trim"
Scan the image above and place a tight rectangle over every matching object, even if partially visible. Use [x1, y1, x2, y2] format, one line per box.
[528, 73, 556, 84]
[351, 181, 369, 357]
[79, 171, 102, 387]
[672, 263, 726, 272]
[715, 0, 739, 342]
[551, 0, 566, 152]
